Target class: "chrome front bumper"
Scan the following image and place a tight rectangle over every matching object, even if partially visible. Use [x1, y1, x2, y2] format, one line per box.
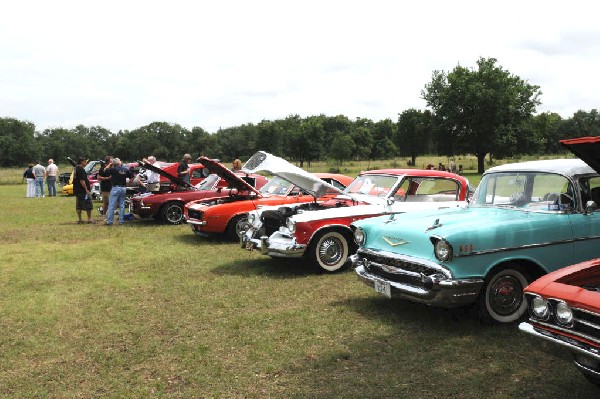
[241, 228, 306, 258]
[353, 257, 483, 307]
[519, 322, 600, 379]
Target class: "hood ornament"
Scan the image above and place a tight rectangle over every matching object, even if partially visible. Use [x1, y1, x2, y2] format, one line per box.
[425, 218, 443, 232]
[382, 236, 409, 247]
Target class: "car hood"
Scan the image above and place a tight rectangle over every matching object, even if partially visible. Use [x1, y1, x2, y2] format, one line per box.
[198, 157, 261, 195]
[560, 136, 600, 174]
[355, 206, 575, 260]
[242, 151, 345, 199]
[139, 160, 191, 188]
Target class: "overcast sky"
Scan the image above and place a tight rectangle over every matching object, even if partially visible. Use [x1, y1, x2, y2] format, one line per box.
[1, 0, 599, 134]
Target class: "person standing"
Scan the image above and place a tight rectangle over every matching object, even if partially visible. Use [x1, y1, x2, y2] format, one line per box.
[232, 158, 242, 171]
[23, 163, 36, 198]
[33, 161, 46, 197]
[100, 158, 133, 225]
[143, 155, 161, 192]
[177, 154, 192, 185]
[46, 159, 59, 196]
[98, 156, 113, 217]
[74, 157, 93, 224]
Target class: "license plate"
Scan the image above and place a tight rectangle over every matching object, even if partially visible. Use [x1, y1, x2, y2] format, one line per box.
[374, 280, 391, 298]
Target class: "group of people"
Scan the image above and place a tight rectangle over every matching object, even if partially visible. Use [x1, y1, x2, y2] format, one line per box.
[23, 159, 59, 198]
[425, 161, 463, 175]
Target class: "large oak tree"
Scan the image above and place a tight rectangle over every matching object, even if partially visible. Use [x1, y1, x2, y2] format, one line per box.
[422, 57, 541, 173]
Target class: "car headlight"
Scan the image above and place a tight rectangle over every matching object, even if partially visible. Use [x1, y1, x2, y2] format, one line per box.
[286, 218, 296, 233]
[530, 295, 549, 320]
[354, 227, 366, 246]
[247, 212, 256, 225]
[555, 301, 574, 326]
[433, 239, 453, 262]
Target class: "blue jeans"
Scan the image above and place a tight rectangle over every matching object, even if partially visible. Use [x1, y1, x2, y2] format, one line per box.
[106, 186, 127, 224]
[47, 176, 57, 196]
[35, 177, 44, 197]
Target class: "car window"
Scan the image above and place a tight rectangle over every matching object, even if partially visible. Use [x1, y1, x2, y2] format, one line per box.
[344, 175, 398, 197]
[259, 176, 290, 195]
[472, 172, 575, 211]
[393, 178, 459, 202]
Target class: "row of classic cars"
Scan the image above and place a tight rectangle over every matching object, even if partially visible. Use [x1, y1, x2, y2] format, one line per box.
[123, 137, 600, 386]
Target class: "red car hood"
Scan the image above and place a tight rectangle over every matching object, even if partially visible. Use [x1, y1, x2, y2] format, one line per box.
[560, 136, 600, 174]
[198, 157, 261, 196]
[242, 151, 345, 199]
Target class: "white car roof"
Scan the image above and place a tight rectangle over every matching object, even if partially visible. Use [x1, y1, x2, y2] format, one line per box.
[485, 158, 596, 176]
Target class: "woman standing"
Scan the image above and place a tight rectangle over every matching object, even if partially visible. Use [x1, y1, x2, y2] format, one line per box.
[23, 163, 36, 198]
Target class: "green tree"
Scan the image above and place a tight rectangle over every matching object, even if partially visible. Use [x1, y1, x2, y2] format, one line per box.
[422, 57, 541, 173]
[329, 133, 355, 166]
[0, 118, 38, 166]
[396, 109, 432, 166]
[370, 119, 397, 159]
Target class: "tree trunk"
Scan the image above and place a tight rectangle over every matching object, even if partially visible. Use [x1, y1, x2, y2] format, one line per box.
[477, 153, 486, 174]
[411, 155, 416, 167]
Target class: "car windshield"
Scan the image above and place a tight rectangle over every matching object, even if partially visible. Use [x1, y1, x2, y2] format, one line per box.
[195, 174, 220, 190]
[259, 176, 293, 195]
[471, 172, 576, 212]
[343, 174, 399, 197]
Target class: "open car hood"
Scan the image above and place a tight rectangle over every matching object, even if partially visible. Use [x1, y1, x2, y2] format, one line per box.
[138, 160, 192, 189]
[198, 157, 261, 195]
[560, 136, 600, 174]
[242, 151, 345, 199]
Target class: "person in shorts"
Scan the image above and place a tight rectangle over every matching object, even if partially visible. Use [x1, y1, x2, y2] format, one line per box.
[74, 157, 94, 224]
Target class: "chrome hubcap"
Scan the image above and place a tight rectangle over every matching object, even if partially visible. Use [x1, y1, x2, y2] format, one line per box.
[319, 237, 343, 266]
[489, 275, 523, 316]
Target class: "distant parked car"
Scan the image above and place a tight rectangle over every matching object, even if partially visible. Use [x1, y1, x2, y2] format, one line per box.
[350, 136, 600, 323]
[131, 158, 269, 225]
[184, 151, 353, 240]
[242, 168, 473, 272]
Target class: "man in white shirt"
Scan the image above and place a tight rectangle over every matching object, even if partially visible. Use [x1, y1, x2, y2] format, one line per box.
[46, 159, 59, 197]
[143, 156, 161, 193]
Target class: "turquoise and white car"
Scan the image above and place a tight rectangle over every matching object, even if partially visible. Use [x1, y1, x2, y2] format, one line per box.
[351, 152, 600, 323]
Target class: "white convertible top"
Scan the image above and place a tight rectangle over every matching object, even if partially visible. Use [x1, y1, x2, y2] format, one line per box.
[485, 158, 596, 176]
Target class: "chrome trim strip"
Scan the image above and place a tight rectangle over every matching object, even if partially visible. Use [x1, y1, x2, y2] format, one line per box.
[456, 235, 600, 258]
[529, 318, 600, 346]
[520, 322, 600, 362]
[356, 247, 453, 279]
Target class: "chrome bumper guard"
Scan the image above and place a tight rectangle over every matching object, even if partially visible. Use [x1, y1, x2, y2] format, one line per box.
[519, 322, 600, 378]
[352, 254, 483, 307]
[241, 229, 306, 258]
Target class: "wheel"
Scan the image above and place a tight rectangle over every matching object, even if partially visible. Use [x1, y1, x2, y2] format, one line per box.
[160, 202, 184, 225]
[309, 230, 350, 273]
[478, 266, 530, 323]
[227, 214, 249, 240]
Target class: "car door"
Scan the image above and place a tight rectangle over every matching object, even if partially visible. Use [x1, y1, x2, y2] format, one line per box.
[570, 176, 600, 263]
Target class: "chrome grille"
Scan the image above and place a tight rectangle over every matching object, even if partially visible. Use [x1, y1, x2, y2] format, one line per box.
[358, 249, 441, 288]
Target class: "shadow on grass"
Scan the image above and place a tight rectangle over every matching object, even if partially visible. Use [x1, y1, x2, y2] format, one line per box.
[210, 257, 321, 279]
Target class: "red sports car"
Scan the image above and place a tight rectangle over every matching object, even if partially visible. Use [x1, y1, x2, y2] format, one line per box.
[184, 152, 353, 240]
[131, 159, 268, 224]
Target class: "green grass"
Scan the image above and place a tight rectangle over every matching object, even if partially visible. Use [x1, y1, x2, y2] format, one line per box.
[0, 177, 597, 397]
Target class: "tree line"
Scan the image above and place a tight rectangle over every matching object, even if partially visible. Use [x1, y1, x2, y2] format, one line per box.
[2, 58, 599, 172]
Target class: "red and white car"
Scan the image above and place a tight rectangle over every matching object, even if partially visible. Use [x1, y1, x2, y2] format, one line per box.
[242, 168, 474, 272]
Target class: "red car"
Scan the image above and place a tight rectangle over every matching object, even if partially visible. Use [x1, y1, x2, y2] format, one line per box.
[184, 152, 353, 240]
[131, 159, 269, 224]
[243, 168, 474, 272]
[520, 136, 600, 386]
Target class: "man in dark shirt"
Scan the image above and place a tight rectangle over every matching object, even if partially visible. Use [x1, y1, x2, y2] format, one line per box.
[98, 156, 113, 217]
[74, 157, 93, 224]
[177, 154, 192, 185]
[99, 158, 134, 225]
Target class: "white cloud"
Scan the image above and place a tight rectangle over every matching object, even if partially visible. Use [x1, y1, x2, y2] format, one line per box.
[1, 0, 599, 133]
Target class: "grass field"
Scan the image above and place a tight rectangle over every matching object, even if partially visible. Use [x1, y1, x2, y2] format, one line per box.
[1, 161, 596, 398]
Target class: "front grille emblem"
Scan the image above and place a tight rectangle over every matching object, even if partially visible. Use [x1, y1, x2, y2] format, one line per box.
[382, 236, 409, 247]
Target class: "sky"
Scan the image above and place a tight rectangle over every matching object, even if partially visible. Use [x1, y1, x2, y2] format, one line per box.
[1, 0, 599, 134]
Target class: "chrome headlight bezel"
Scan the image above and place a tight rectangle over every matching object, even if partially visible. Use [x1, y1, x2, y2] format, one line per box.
[529, 294, 550, 320]
[247, 212, 256, 226]
[286, 218, 296, 233]
[353, 227, 366, 246]
[555, 300, 574, 327]
[433, 239, 453, 262]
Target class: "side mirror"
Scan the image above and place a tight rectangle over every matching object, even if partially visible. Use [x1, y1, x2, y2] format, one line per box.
[586, 200, 598, 213]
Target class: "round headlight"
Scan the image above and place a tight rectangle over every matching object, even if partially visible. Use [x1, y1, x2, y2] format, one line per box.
[434, 239, 453, 262]
[247, 212, 256, 226]
[286, 218, 296, 233]
[354, 227, 366, 246]
[555, 301, 574, 326]
[531, 296, 549, 319]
